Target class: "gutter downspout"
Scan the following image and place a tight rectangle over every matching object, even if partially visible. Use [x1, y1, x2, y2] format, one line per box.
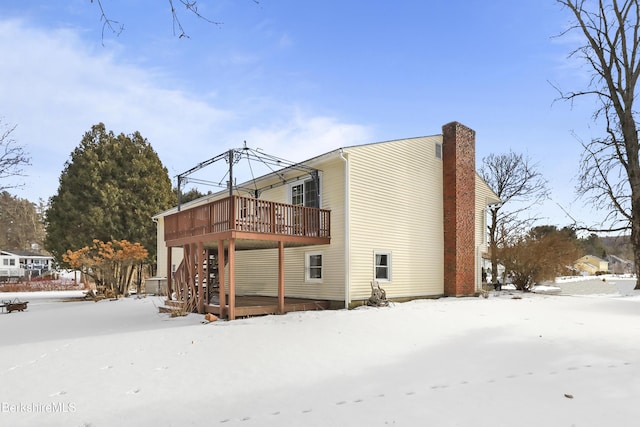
[339, 149, 350, 310]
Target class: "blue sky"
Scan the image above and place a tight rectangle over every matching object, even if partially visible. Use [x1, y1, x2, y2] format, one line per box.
[0, 1, 603, 228]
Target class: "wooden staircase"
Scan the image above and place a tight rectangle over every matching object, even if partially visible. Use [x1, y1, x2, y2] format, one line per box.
[159, 248, 223, 315]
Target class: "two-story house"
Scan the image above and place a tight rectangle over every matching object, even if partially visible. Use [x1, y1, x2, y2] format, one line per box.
[153, 121, 500, 319]
[574, 255, 609, 275]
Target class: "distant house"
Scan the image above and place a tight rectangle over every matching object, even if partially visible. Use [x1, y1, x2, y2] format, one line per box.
[153, 121, 500, 319]
[0, 250, 54, 280]
[607, 255, 634, 275]
[574, 255, 609, 276]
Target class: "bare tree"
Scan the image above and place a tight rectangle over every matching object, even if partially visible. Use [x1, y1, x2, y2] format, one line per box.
[0, 119, 30, 192]
[480, 151, 549, 285]
[90, 0, 259, 41]
[556, 0, 640, 288]
[0, 192, 45, 252]
[499, 226, 581, 291]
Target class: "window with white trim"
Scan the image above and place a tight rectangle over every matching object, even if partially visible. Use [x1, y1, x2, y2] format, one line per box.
[374, 251, 391, 281]
[289, 175, 320, 208]
[305, 251, 323, 282]
[435, 142, 442, 159]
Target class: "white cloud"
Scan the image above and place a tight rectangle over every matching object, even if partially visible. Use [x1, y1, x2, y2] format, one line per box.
[239, 108, 372, 162]
[0, 18, 370, 202]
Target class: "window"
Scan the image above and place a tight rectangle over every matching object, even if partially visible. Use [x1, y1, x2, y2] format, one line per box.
[305, 251, 323, 282]
[289, 175, 320, 208]
[290, 175, 322, 235]
[435, 143, 442, 159]
[374, 251, 391, 281]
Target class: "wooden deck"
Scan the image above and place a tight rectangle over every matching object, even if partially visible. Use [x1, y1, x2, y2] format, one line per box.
[203, 296, 331, 318]
[163, 195, 332, 320]
[164, 195, 331, 248]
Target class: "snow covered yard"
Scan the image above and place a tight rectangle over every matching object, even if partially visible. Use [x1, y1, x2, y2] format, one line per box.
[1, 288, 640, 427]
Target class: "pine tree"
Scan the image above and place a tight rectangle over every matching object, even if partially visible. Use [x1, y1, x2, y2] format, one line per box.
[45, 123, 176, 267]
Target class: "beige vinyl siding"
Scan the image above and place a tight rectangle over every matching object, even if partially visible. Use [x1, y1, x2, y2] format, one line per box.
[232, 156, 347, 300]
[474, 176, 500, 289]
[344, 136, 444, 301]
[474, 176, 493, 290]
[155, 216, 168, 276]
[474, 175, 500, 253]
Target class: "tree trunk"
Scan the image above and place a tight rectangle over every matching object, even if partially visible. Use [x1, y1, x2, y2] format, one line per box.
[632, 201, 640, 289]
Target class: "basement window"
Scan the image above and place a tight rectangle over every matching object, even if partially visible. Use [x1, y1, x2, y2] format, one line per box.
[374, 251, 392, 281]
[305, 251, 323, 282]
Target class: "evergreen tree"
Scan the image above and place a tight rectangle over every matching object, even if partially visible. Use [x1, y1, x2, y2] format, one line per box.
[0, 191, 46, 251]
[45, 123, 176, 266]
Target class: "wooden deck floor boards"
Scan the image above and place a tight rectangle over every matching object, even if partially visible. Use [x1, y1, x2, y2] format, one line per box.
[204, 296, 330, 318]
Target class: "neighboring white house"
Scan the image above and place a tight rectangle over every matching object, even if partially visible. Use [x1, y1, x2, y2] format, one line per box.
[607, 255, 634, 275]
[0, 250, 54, 280]
[153, 121, 500, 319]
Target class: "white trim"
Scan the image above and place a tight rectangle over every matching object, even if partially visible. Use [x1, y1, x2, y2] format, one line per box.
[340, 149, 351, 308]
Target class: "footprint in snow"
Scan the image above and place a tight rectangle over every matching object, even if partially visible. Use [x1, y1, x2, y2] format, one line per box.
[100, 365, 113, 370]
[126, 388, 141, 395]
[49, 391, 67, 397]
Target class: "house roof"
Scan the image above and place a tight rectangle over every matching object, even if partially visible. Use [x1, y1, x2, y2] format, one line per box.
[576, 255, 606, 264]
[154, 132, 500, 217]
[1, 250, 54, 259]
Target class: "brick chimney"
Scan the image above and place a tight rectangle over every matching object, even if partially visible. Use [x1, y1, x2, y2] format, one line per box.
[442, 122, 476, 296]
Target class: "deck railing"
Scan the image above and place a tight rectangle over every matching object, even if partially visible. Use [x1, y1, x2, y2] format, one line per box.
[164, 195, 330, 242]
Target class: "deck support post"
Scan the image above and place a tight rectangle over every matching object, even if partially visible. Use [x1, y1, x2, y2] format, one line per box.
[187, 244, 195, 306]
[228, 238, 236, 320]
[166, 246, 173, 300]
[278, 240, 285, 314]
[197, 241, 204, 314]
[218, 239, 226, 319]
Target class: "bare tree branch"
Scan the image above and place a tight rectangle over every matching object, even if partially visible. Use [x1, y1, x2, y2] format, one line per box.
[480, 151, 549, 284]
[90, 0, 262, 41]
[90, 0, 124, 45]
[556, 0, 640, 288]
[169, 0, 222, 39]
[0, 119, 31, 192]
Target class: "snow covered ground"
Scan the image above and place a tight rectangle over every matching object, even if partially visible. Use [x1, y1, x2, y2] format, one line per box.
[1, 279, 640, 427]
